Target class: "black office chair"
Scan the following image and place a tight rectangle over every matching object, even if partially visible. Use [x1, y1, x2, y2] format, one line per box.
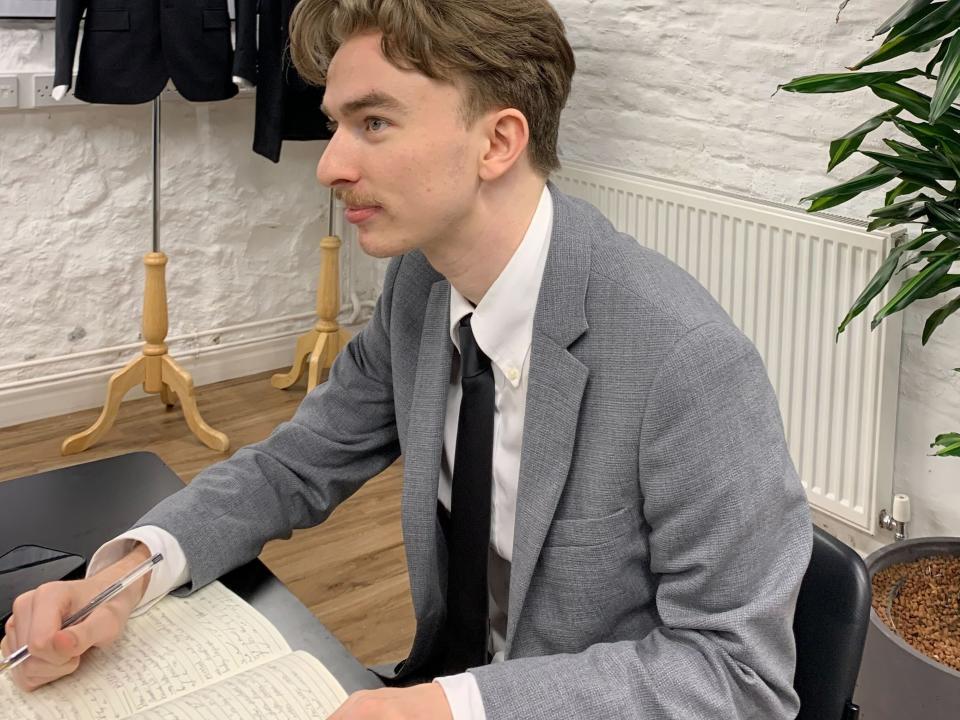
[792, 525, 872, 720]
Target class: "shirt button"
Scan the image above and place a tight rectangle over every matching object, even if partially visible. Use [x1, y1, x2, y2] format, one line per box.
[506, 367, 520, 382]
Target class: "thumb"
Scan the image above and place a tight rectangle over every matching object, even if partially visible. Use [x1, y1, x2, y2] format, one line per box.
[53, 605, 119, 657]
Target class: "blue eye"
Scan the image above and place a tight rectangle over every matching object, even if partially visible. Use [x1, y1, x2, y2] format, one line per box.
[366, 117, 389, 133]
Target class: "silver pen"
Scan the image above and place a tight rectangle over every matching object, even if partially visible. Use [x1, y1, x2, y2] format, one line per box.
[0, 552, 163, 674]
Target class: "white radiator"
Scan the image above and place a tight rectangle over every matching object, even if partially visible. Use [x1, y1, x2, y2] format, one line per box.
[553, 161, 903, 535]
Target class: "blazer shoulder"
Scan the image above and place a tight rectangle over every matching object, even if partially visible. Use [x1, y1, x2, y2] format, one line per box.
[553, 190, 734, 335]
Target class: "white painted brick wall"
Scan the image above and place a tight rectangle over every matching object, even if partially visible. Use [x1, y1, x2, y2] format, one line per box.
[0, 22, 387, 381]
[554, 0, 960, 539]
[1, 2, 957, 538]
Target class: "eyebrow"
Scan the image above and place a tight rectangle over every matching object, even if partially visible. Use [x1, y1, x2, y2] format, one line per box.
[321, 91, 407, 119]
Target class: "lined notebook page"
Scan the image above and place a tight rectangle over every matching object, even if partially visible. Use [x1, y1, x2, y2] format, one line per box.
[0, 581, 346, 720]
[131, 652, 348, 720]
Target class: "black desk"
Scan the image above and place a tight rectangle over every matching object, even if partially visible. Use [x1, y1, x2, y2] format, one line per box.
[0, 451, 383, 693]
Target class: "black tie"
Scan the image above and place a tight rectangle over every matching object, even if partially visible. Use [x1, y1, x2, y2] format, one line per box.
[442, 313, 495, 673]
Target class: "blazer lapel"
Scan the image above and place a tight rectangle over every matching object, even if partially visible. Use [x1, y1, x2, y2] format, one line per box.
[400, 278, 452, 666]
[505, 185, 591, 654]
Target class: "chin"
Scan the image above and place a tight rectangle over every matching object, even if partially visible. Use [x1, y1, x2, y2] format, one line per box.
[355, 230, 409, 259]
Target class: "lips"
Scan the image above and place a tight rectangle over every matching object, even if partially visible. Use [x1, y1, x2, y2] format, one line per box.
[344, 206, 381, 224]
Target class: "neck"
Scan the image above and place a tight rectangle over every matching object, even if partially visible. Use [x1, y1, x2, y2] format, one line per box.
[423, 172, 546, 306]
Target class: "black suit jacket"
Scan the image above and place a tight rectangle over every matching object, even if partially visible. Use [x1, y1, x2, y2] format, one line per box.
[55, 0, 257, 104]
[252, 0, 331, 162]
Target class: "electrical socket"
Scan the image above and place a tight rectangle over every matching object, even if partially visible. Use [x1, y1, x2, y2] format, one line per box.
[31, 73, 85, 108]
[0, 75, 17, 109]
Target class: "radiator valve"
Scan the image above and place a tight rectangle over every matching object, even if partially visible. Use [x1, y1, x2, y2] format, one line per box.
[879, 494, 911, 541]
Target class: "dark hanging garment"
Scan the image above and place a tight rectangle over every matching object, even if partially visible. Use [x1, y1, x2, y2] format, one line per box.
[54, 0, 257, 105]
[253, 0, 332, 163]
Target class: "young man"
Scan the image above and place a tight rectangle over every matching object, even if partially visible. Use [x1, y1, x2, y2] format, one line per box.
[3, 1, 812, 718]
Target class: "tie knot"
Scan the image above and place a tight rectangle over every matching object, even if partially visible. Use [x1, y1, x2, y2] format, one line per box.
[458, 314, 491, 378]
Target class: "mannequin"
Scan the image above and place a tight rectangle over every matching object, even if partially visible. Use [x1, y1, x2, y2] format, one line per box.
[53, 1, 254, 453]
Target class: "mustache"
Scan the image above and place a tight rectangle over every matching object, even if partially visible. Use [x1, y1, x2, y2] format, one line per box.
[335, 189, 381, 208]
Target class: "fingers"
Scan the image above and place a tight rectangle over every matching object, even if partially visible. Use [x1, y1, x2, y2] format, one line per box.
[2, 585, 71, 691]
[3, 580, 123, 692]
[22, 582, 74, 665]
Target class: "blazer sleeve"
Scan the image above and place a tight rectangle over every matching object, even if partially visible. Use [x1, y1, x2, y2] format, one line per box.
[135, 256, 404, 593]
[232, 0, 258, 84]
[54, 0, 89, 90]
[470, 322, 813, 720]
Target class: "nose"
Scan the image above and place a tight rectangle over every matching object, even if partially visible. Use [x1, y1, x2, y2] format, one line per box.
[316, 129, 360, 189]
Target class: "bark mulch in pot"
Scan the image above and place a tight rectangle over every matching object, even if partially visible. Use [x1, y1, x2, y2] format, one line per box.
[872, 554, 960, 673]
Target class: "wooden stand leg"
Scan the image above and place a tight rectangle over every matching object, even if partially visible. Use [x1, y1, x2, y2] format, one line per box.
[306, 328, 353, 390]
[273, 235, 352, 392]
[270, 327, 320, 390]
[61, 252, 229, 455]
[160, 383, 176, 407]
[61, 356, 146, 455]
[161, 356, 229, 452]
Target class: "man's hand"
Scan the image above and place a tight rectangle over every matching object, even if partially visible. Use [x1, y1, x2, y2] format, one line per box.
[0, 543, 153, 692]
[329, 683, 454, 720]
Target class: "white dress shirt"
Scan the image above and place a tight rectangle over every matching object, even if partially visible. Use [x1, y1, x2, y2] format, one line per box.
[88, 185, 554, 720]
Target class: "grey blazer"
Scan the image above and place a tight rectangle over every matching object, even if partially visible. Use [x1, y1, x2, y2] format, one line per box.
[139, 184, 812, 719]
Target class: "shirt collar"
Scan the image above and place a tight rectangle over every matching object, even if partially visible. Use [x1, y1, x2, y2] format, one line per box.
[449, 185, 553, 388]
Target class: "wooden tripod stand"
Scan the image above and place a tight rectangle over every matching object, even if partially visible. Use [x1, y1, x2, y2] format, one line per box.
[271, 188, 351, 392]
[62, 98, 229, 455]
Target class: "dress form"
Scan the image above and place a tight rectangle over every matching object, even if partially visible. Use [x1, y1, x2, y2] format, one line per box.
[59, 89, 236, 455]
[271, 187, 352, 392]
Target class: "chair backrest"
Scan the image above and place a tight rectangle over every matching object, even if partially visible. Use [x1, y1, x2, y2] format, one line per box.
[793, 525, 872, 720]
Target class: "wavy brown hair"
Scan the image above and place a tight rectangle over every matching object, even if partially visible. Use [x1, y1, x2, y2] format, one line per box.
[289, 0, 575, 176]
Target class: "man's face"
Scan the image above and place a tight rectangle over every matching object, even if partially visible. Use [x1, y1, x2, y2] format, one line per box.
[318, 32, 485, 258]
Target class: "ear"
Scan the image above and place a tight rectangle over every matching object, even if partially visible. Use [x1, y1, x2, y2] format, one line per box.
[477, 108, 530, 181]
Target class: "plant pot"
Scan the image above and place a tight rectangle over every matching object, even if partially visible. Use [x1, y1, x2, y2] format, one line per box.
[853, 537, 960, 719]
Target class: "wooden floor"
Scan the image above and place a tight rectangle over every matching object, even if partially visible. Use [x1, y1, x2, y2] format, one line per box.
[0, 370, 415, 667]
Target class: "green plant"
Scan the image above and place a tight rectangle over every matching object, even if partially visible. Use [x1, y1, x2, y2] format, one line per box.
[779, 0, 960, 458]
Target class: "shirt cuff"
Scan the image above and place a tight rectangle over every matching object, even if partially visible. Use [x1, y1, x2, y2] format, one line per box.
[434, 673, 487, 720]
[86, 525, 191, 617]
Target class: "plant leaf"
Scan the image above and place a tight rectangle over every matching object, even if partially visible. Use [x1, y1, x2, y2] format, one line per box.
[868, 194, 934, 228]
[931, 31, 960, 119]
[885, 2, 946, 44]
[925, 199, 960, 229]
[871, 250, 958, 327]
[922, 293, 960, 342]
[892, 116, 960, 155]
[917, 269, 960, 295]
[877, 0, 938, 37]
[868, 215, 923, 231]
[871, 193, 935, 215]
[829, 109, 901, 171]
[880, 141, 959, 191]
[853, 1, 960, 70]
[800, 165, 897, 207]
[926, 34, 952, 74]
[930, 431, 960, 456]
[897, 238, 960, 271]
[872, 82, 960, 129]
[778, 68, 925, 94]
[883, 138, 931, 157]
[887, 180, 925, 203]
[836, 231, 943, 338]
[862, 149, 957, 179]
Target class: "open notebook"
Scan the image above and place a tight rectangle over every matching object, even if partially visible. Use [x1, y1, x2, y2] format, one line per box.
[0, 581, 348, 719]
